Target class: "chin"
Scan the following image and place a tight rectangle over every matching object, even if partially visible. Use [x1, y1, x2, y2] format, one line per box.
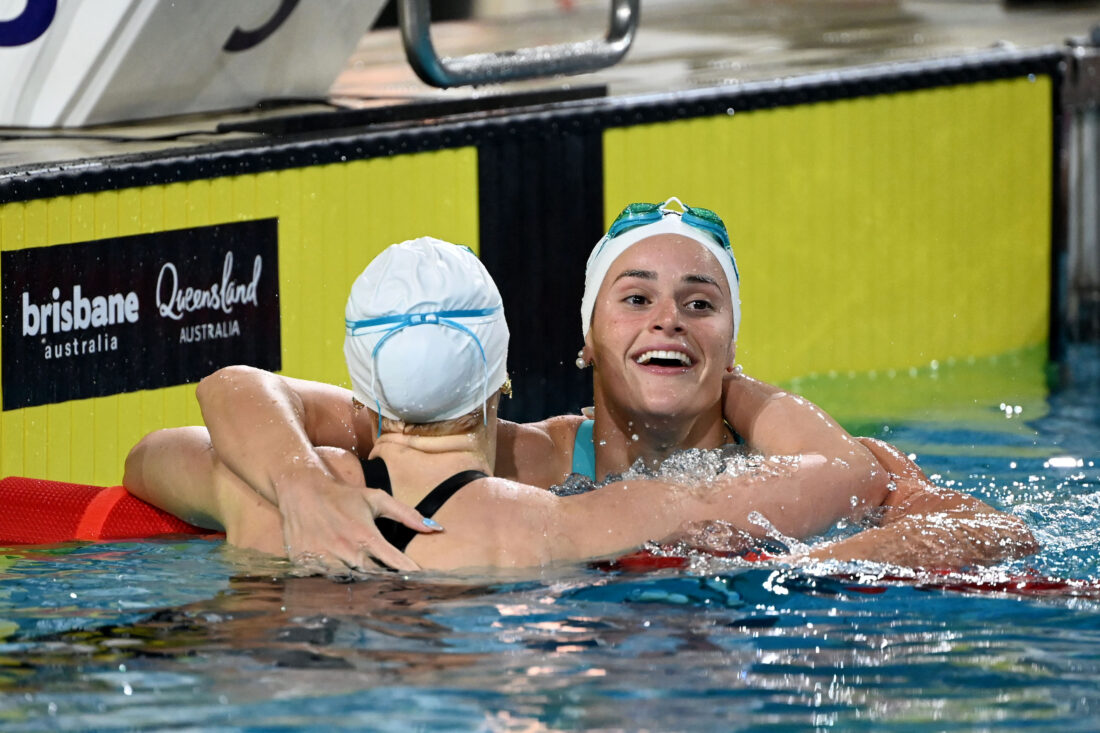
[633, 396, 704, 423]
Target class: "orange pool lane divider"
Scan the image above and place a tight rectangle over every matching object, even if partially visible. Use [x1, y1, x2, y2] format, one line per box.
[0, 476, 222, 544]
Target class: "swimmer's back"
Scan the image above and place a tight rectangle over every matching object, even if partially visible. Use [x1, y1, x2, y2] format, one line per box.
[404, 475, 563, 570]
[494, 415, 584, 489]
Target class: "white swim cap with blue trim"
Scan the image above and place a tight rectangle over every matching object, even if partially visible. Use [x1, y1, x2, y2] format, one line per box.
[580, 198, 741, 341]
[344, 237, 509, 424]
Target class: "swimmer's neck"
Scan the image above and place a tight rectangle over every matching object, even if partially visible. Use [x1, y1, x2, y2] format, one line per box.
[370, 428, 495, 507]
[590, 402, 730, 479]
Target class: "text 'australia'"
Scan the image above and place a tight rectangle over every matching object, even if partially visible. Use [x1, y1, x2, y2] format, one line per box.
[179, 320, 242, 343]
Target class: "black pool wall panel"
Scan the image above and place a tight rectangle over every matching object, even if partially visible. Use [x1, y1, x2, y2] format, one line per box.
[478, 128, 603, 421]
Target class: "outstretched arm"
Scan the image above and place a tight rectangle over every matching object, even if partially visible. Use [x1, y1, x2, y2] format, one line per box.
[724, 376, 1036, 568]
[724, 372, 861, 458]
[472, 440, 1034, 571]
[794, 438, 1038, 569]
[722, 372, 891, 527]
[411, 449, 893, 570]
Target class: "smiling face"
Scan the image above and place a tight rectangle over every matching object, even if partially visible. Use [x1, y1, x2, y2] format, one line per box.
[585, 234, 737, 426]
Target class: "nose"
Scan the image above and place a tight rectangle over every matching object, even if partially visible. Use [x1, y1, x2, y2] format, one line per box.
[649, 297, 684, 333]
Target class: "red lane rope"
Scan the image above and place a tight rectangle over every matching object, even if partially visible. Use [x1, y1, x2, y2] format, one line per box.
[593, 548, 1100, 600]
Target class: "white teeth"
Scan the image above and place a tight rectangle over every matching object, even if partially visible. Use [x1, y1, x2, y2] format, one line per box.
[636, 350, 692, 366]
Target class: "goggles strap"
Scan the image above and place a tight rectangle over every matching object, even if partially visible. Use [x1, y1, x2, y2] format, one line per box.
[660, 195, 686, 213]
[353, 308, 499, 434]
[347, 307, 499, 334]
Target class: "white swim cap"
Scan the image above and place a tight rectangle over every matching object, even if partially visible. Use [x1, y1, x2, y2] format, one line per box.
[580, 198, 741, 341]
[344, 237, 509, 424]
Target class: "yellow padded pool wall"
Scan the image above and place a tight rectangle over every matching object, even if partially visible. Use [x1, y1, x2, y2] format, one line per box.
[0, 148, 479, 485]
[604, 76, 1052, 383]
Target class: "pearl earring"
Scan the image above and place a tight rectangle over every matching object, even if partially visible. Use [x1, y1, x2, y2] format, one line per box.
[575, 350, 587, 369]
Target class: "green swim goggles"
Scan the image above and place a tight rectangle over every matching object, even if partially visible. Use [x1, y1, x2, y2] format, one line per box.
[605, 198, 739, 283]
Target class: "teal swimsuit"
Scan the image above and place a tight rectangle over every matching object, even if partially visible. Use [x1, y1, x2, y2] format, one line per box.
[571, 419, 597, 480]
[569, 418, 744, 481]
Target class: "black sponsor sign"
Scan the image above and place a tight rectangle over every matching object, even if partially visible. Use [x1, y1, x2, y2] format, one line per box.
[1, 219, 280, 410]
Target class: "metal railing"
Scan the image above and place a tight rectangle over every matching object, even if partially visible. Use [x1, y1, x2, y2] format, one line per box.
[397, 0, 639, 87]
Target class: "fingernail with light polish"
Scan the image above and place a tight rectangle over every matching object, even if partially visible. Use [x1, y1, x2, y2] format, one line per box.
[423, 518, 443, 530]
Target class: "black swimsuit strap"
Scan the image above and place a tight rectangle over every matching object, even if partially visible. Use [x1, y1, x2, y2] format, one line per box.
[360, 457, 392, 495]
[415, 469, 488, 519]
[374, 468, 488, 553]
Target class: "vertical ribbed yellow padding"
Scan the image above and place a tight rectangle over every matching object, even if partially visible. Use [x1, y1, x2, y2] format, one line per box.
[160, 181, 199, 442]
[603, 77, 1052, 382]
[136, 185, 166, 478]
[0, 202, 23, 479]
[0, 147, 478, 484]
[114, 187, 145, 484]
[45, 197, 73, 481]
[318, 162, 347, 383]
[69, 194, 97, 479]
[20, 200, 48, 481]
[90, 190, 120, 483]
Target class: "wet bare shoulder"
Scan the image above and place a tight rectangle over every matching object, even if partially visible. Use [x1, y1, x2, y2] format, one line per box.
[408, 477, 556, 570]
[495, 415, 584, 488]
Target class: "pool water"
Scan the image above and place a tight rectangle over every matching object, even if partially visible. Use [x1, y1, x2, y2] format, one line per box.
[3, 345, 1100, 731]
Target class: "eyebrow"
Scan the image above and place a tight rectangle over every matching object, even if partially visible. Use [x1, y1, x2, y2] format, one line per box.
[612, 270, 724, 291]
[685, 274, 720, 288]
[613, 269, 657, 283]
